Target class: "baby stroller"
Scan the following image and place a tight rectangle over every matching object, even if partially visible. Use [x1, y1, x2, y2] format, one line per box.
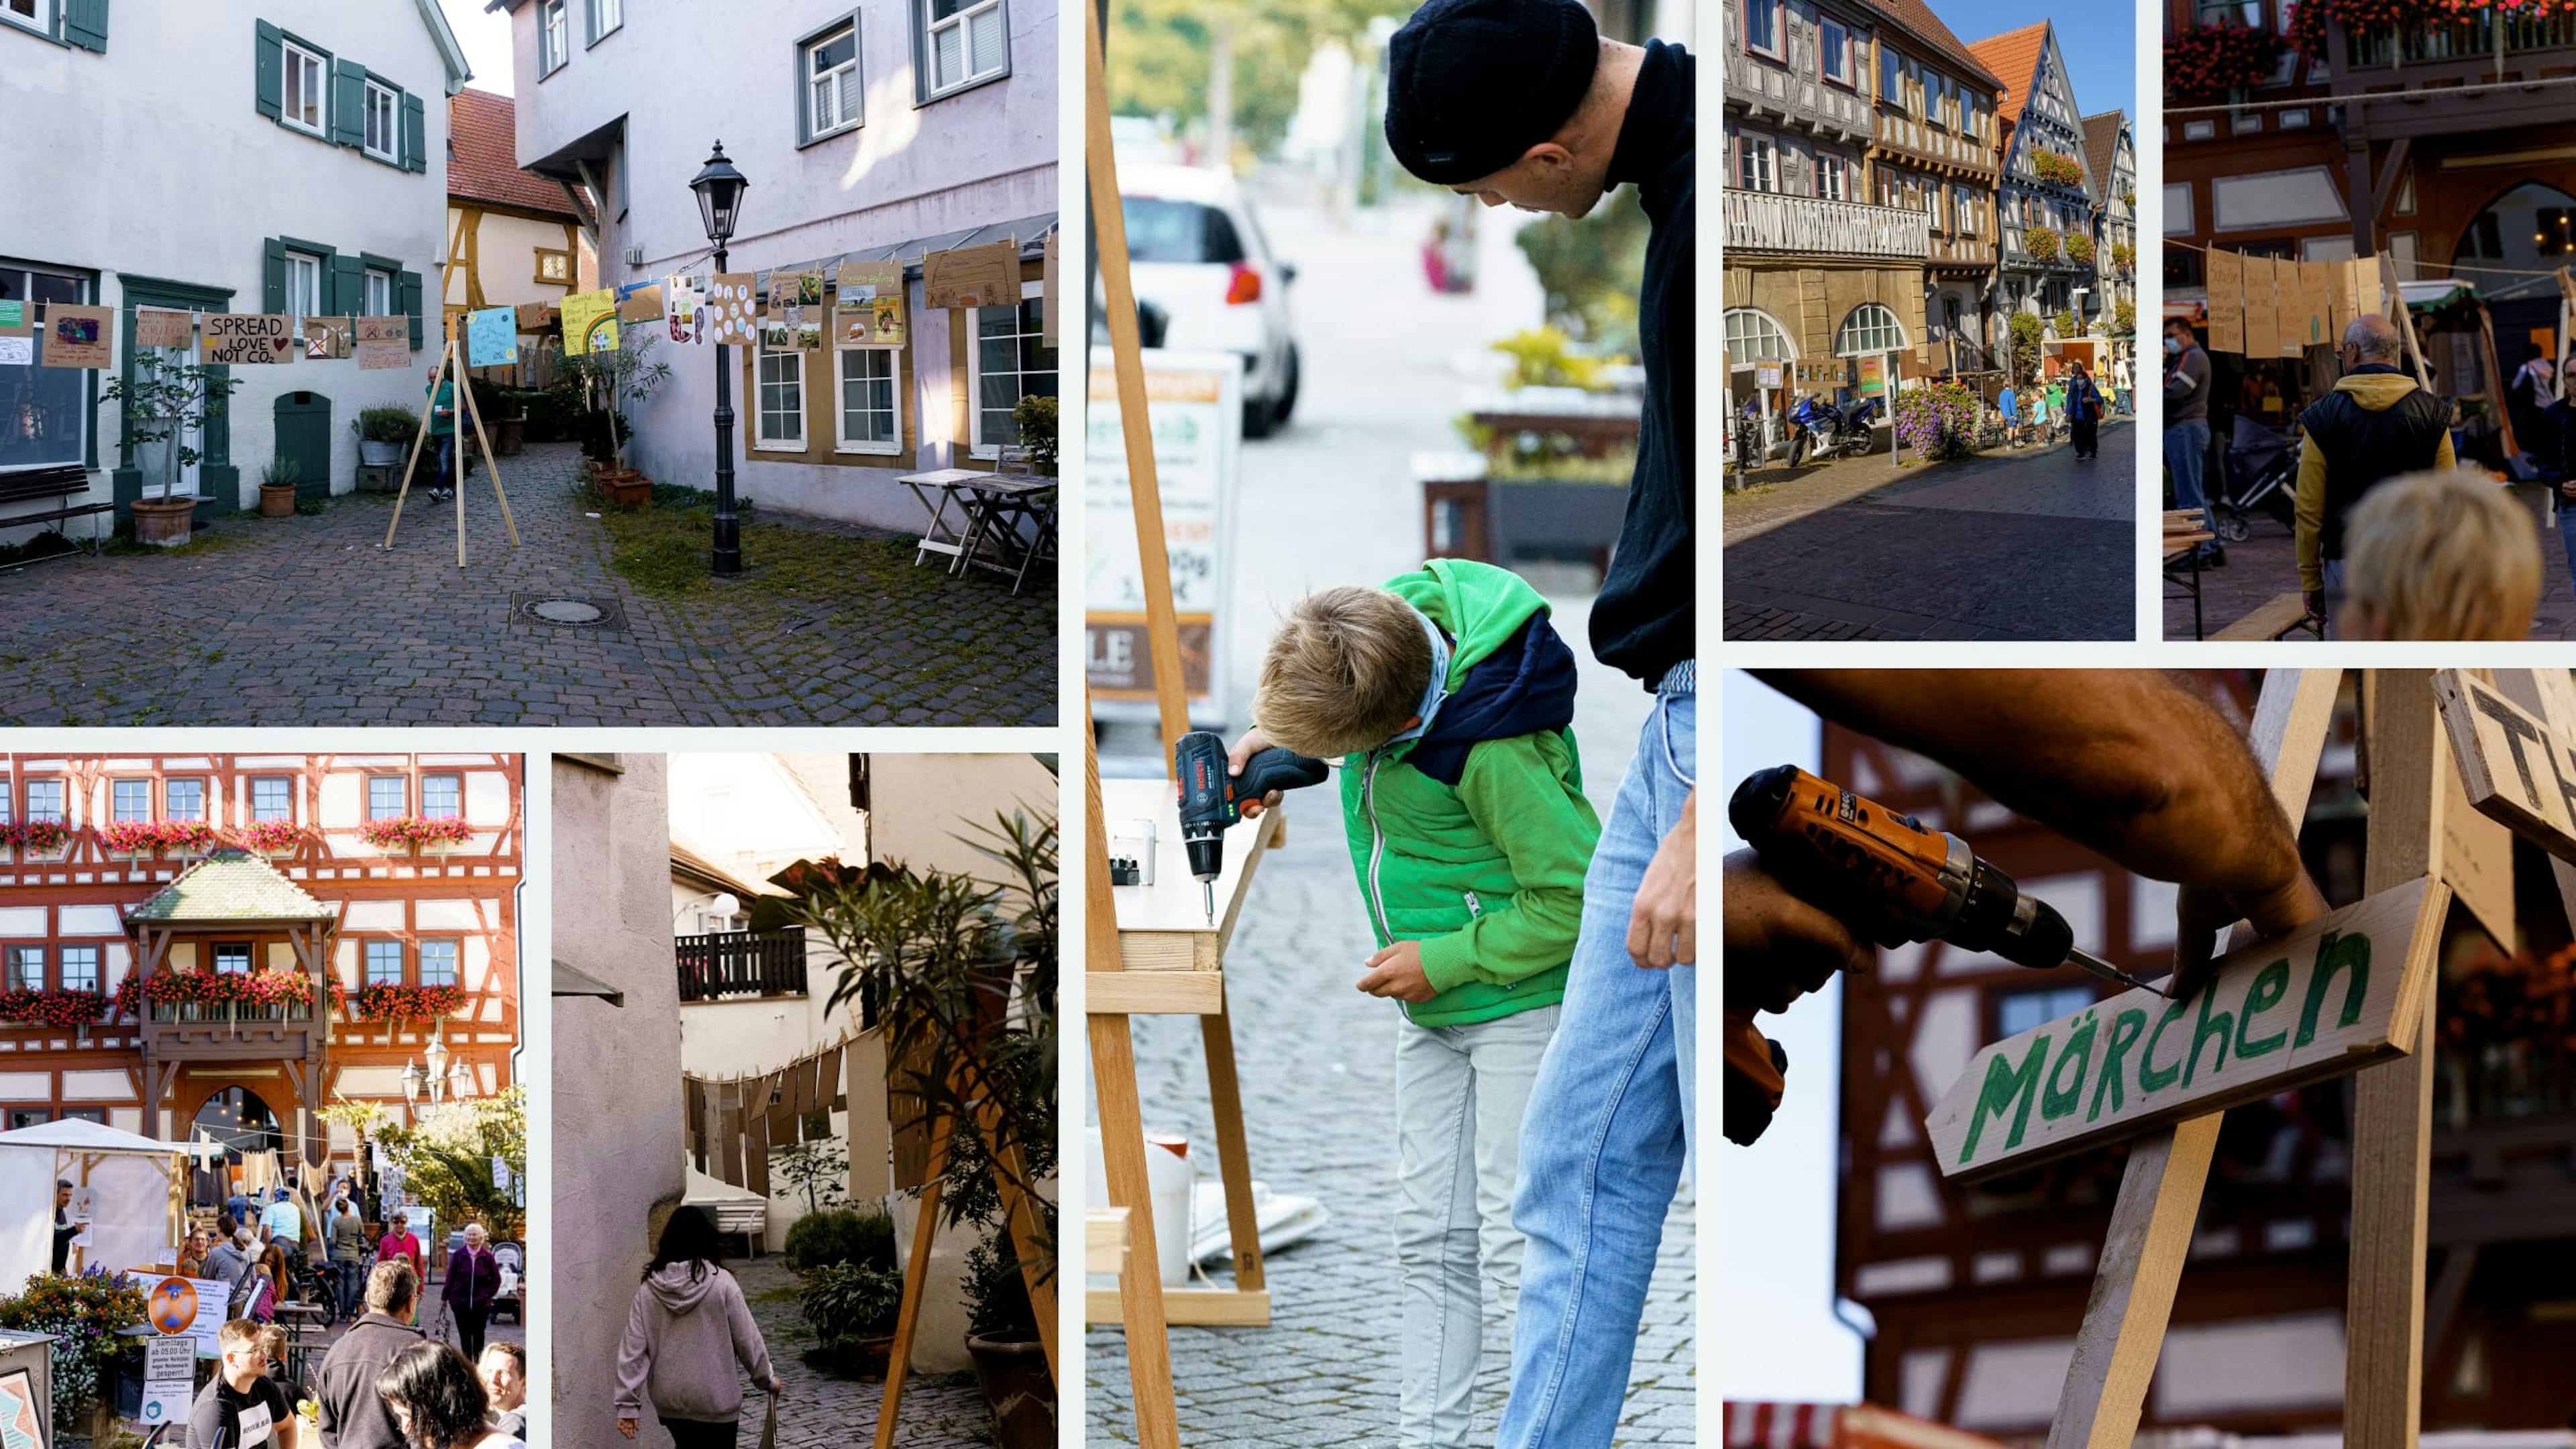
[2214, 414, 2298, 543]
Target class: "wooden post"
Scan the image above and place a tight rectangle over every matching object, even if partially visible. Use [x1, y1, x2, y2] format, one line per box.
[453, 337, 468, 569]
[384, 339, 451, 547]
[1199, 1005, 1265, 1294]
[871, 1108, 953, 1449]
[2049, 667, 2343, 1449]
[453, 350, 521, 548]
[2382, 252, 2433, 391]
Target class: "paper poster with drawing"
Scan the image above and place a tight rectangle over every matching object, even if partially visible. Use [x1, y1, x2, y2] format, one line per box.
[42, 305, 115, 368]
[356, 315, 411, 370]
[560, 288, 621, 357]
[200, 313, 297, 366]
[665, 276, 706, 345]
[835, 261, 904, 348]
[466, 307, 519, 367]
[706, 274, 759, 345]
[0, 337, 29, 367]
[134, 307, 195, 350]
[303, 316, 353, 360]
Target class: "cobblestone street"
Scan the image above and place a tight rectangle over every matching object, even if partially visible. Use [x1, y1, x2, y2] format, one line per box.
[1724, 422, 2137, 641]
[725, 1253, 996, 1449]
[0, 442, 1054, 726]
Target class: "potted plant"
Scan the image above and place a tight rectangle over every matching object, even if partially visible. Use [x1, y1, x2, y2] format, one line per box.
[103, 350, 241, 547]
[259, 456, 301, 517]
[961, 1231, 1051, 1447]
[798, 1260, 905, 1378]
[354, 407, 419, 469]
[468, 376, 527, 455]
[1008, 395, 1059, 477]
[564, 329, 672, 490]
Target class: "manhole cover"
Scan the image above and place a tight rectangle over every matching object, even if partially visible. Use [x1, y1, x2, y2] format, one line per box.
[511, 594, 627, 631]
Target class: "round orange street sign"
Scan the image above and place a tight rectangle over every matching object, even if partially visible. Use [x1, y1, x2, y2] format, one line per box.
[150, 1277, 198, 1335]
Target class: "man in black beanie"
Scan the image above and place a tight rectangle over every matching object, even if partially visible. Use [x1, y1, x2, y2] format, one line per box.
[1385, 5, 1695, 1447]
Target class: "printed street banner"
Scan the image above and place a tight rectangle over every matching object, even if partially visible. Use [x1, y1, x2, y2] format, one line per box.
[356, 315, 411, 370]
[834, 261, 904, 349]
[200, 313, 297, 366]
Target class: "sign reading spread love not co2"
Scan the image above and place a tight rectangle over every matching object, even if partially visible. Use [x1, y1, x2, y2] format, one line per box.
[200, 313, 298, 365]
[1925, 874, 2445, 1181]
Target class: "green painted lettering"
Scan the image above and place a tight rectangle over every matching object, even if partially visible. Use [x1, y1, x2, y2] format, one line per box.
[2184, 981, 2235, 1086]
[2043, 1013, 2096, 1120]
[2139, 1002, 2187, 1092]
[2087, 1008, 2148, 1122]
[2235, 959, 2292, 1059]
[2294, 929, 2370, 1047]
[1960, 1032, 2051, 1164]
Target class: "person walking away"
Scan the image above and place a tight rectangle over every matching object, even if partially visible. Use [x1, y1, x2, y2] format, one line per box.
[2113, 353, 2133, 414]
[373, 1342, 521, 1449]
[317, 1262, 427, 1449]
[1230, 559, 1599, 1449]
[477, 1345, 528, 1441]
[227, 1184, 255, 1228]
[1379, 5, 1696, 1442]
[2294, 313, 2455, 635]
[2066, 361, 2104, 461]
[614, 1207, 781, 1449]
[2165, 317, 2220, 566]
[330, 1193, 369, 1321]
[444, 1224, 501, 1360]
[186, 1319, 301, 1449]
[2332, 468, 2540, 639]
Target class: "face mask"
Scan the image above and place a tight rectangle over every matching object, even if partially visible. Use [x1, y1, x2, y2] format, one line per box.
[2164, 337, 2182, 355]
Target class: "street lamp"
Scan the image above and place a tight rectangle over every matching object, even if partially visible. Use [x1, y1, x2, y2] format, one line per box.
[690, 142, 751, 577]
[400, 1060, 423, 1106]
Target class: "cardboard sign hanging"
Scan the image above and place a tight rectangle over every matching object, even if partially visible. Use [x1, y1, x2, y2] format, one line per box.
[2205, 247, 2244, 354]
[2353, 254, 2383, 323]
[561, 289, 620, 356]
[515, 299, 555, 331]
[2288, 260, 2328, 354]
[2241, 254, 2280, 360]
[0, 299, 25, 331]
[39, 304, 114, 369]
[922, 237, 1019, 310]
[704, 274, 760, 345]
[466, 307, 519, 367]
[355, 315, 410, 370]
[303, 316, 354, 360]
[768, 270, 824, 310]
[616, 282, 665, 324]
[200, 313, 297, 366]
[2328, 258, 2358, 339]
[133, 307, 195, 350]
[1042, 231, 1059, 338]
[833, 261, 905, 348]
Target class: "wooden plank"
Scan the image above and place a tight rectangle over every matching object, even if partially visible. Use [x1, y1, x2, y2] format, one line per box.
[1927, 874, 2445, 1181]
[1201, 1004, 1267, 1292]
[1087, 971, 1223, 1016]
[872, 1117, 953, 1449]
[2050, 667, 2342, 1449]
[2347, 669, 2445, 1449]
[2434, 668, 2576, 859]
[1086, 1287, 1274, 1327]
[2494, 670, 2576, 935]
[1087, 1208, 1130, 1276]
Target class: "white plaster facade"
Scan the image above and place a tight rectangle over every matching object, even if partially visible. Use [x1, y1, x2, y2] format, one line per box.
[488, 0, 1059, 531]
[0, 0, 469, 537]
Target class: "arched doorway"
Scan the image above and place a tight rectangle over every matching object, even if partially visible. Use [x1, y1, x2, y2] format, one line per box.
[191, 1086, 283, 1206]
[2454, 181, 2576, 378]
[1724, 307, 1799, 464]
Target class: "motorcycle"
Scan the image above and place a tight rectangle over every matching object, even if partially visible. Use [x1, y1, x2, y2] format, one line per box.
[1786, 394, 1884, 464]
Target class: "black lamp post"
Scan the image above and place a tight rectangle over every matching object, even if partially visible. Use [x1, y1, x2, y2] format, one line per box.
[689, 141, 750, 576]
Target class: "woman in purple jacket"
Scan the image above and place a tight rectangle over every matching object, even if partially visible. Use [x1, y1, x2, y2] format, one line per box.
[443, 1223, 502, 1360]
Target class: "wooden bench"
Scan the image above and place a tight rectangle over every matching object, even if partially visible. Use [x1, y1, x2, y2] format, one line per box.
[0, 464, 112, 553]
[2163, 512, 2215, 640]
[2211, 590, 2323, 641]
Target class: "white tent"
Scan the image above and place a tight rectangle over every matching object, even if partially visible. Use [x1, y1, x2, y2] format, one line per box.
[0, 1119, 223, 1298]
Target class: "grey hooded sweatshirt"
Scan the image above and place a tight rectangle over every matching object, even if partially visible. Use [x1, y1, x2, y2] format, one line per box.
[614, 1263, 773, 1424]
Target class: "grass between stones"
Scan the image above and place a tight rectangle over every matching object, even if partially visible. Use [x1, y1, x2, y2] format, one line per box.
[590, 490, 953, 606]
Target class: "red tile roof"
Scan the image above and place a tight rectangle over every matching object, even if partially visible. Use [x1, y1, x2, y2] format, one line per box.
[1870, 0, 2005, 95]
[2082, 111, 2127, 200]
[1964, 21, 2049, 122]
[447, 88, 585, 219]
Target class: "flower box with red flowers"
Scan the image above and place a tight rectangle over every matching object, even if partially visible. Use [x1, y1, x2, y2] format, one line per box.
[2, 821, 70, 856]
[2029, 148, 2087, 189]
[2065, 233, 2097, 266]
[357, 816, 476, 853]
[97, 820, 219, 857]
[235, 820, 306, 855]
[2025, 228, 2063, 262]
[355, 983, 468, 1020]
[0, 989, 111, 1028]
[115, 967, 336, 1022]
[2169, 21, 2288, 97]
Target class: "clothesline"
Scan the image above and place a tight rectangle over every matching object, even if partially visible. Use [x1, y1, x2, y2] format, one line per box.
[2166, 235, 2576, 281]
[2162, 69, 2576, 115]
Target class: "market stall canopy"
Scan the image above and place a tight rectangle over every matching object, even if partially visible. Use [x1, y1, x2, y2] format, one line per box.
[126, 849, 337, 926]
[751, 213, 1057, 294]
[0, 1118, 225, 1159]
[0, 1120, 223, 1298]
[2401, 277, 2479, 313]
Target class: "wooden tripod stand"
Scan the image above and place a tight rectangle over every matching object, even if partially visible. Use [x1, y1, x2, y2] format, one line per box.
[384, 323, 521, 566]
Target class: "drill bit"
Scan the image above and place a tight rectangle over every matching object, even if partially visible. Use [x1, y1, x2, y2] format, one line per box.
[1203, 881, 1216, 926]
[2066, 948, 2166, 998]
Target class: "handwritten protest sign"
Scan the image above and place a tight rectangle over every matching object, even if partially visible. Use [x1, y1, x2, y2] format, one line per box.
[303, 316, 352, 360]
[466, 307, 519, 368]
[2204, 248, 2243, 354]
[1042, 231, 1059, 337]
[834, 261, 904, 348]
[133, 308, 195, 350]
[923, 238, 1019, 310]
[515, 299, 554, 331]
[200, 313, 296, 366]
[356, 315, 411, 370]
[1925, 874, 2445, 1182]
[42, 305, 115, 369]
[561, 289, 620, 356]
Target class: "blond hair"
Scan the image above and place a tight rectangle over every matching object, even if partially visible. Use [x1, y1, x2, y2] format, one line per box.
[1254, 587, 1433, 757]
[2340, 468, 2539, 640]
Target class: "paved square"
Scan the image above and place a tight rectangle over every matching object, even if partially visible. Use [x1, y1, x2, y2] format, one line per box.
[729, 1252, 1000, 1449]
[0, 442, 1055, 726]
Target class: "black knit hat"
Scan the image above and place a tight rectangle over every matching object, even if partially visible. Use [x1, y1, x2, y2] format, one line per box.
[1385, 0, 1601, 186]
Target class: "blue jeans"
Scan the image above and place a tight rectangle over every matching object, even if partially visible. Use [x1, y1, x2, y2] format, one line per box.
[1500, 669, 1695, 1449]
[2165, 419, 2212, 535]
[429, 433, 455, 492]
[333, 1256, 363, 1318]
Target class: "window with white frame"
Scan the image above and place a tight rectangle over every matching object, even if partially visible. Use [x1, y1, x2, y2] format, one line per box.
[1816, 152, 1848, 202]
[837, 347, 902, 453]
[421, 773, 461, 820]
[1724, 308, 1795, 366]
[112, 780, 150, 823]
[1743, 0, 1780, 56]
[252, 778, 293, 822]
[213, 944, 252, 975]
[804, 19, 861, 140]
[24, 780, 64, 824]
[365, 269, 392, 318]
[419, 940, 460, 989]
[363, 78, 398, 163]
[922, 0, 1008, 98]
[1820, 17, 1850, 85]
[1, 0, 46, 36]
[0, 263, 89, 474]
[1836, 303, 1907, 356]
[539, 0, 568, 74]
[364, 940, 403, 987]
[5, 947, 40, 992]
[1736, 134, 1776, 193]
[757, 347, 806, 449]
[368, 776, 406, 820]
[281, 39, 325, 133]
[59, 946, 97, 994]
[588, 0, 621, 43]
[969, 280, 1055, 458]
[284, 252, 323, 318]
[165, 779, 205, 821]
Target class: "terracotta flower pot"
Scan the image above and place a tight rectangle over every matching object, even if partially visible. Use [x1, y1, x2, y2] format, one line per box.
[965, 1334, 1054, 1449]
[260, 482, 297, 518]
[129, 495, 197, 547]
[602, 474, 652, 511]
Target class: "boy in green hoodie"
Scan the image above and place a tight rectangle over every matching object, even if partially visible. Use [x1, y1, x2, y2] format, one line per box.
[1231, 557, 1600, 1449]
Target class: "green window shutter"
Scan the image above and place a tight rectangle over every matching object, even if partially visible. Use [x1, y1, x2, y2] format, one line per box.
[254, 20, 282, 119]
[401, 93, 426, 173]
[262, 239, 286, 313]
[398, 270, 423, 348]
[329, 255, 364, 316]
[331, 58, 366, 147]
[62, 0, 107, 52]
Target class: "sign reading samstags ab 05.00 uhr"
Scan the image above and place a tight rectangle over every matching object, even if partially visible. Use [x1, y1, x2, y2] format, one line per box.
[200, 313, 297, 364]
[1925, 873, 2446, 1183]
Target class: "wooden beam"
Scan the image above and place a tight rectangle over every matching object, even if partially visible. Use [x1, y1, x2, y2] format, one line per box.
[2049, 667, 2342, 1449]
[1086, 1287, 1273, 1327]
[1201, 1004, 1266, 1293]
[871, 1114, 953, 1449]
[2493, 669, 2576, 936]
[1087, 971, 1222, 1016]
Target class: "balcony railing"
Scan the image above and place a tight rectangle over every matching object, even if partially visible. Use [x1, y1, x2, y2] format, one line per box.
[148, 999, 316, 1025]
[2347, 10, 2576, 67]
[1723, 191, 1928, 261]
[677, 927, 808, 1003]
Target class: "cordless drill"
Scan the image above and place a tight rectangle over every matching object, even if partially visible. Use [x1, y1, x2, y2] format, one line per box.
[1729, 764, 2164, 996]
[1174, 730, 1330, 924]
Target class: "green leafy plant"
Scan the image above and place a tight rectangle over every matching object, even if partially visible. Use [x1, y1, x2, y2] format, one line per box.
[2065, 233, 2096, 267]
[2008, 312, 2044, 382]
[774, 1139, 853, 1216]
[0, 1268, 148, 1436]
[260, 456, 302, 489]
[1489, 327, 1610, 392]
[1008, 394, 1059, 476]
[963, 1230, 1038, 1341]
[799, 1261, 905, 1346]
[2025, 228, 2063, 262]
[2055, 309, 2080, 339]
[103, 352, 241, 502]
[561, 328, 673, 470]
[783, 1205, 894, 1272]
[2029, 148, 2086, 188]
[1892, 382, 1983, 461]
[1513, 203, 1648, 351]
[355, 406, 421, 444]
[374, 1085, 527, 1240]
[2114, 299, 2137, 335]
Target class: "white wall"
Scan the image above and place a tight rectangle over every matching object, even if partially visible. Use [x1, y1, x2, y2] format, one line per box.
[0, 3, 460, 526]
[445, 207, 582, 311]
[869, 753, 1056, 883]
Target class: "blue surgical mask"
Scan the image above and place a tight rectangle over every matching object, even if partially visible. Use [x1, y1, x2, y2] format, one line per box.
[1384, 605, 1452, 747]
[2164, 337, 2182, 356]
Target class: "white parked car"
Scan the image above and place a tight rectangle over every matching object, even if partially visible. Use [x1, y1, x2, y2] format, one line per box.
[1120, 165, 1300, 437]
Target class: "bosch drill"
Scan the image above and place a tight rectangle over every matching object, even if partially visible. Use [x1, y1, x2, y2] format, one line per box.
[1174, 730, 1329, 924]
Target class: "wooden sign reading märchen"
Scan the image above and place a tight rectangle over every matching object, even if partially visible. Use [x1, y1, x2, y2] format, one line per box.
[1926, 873, 2446, 1182]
